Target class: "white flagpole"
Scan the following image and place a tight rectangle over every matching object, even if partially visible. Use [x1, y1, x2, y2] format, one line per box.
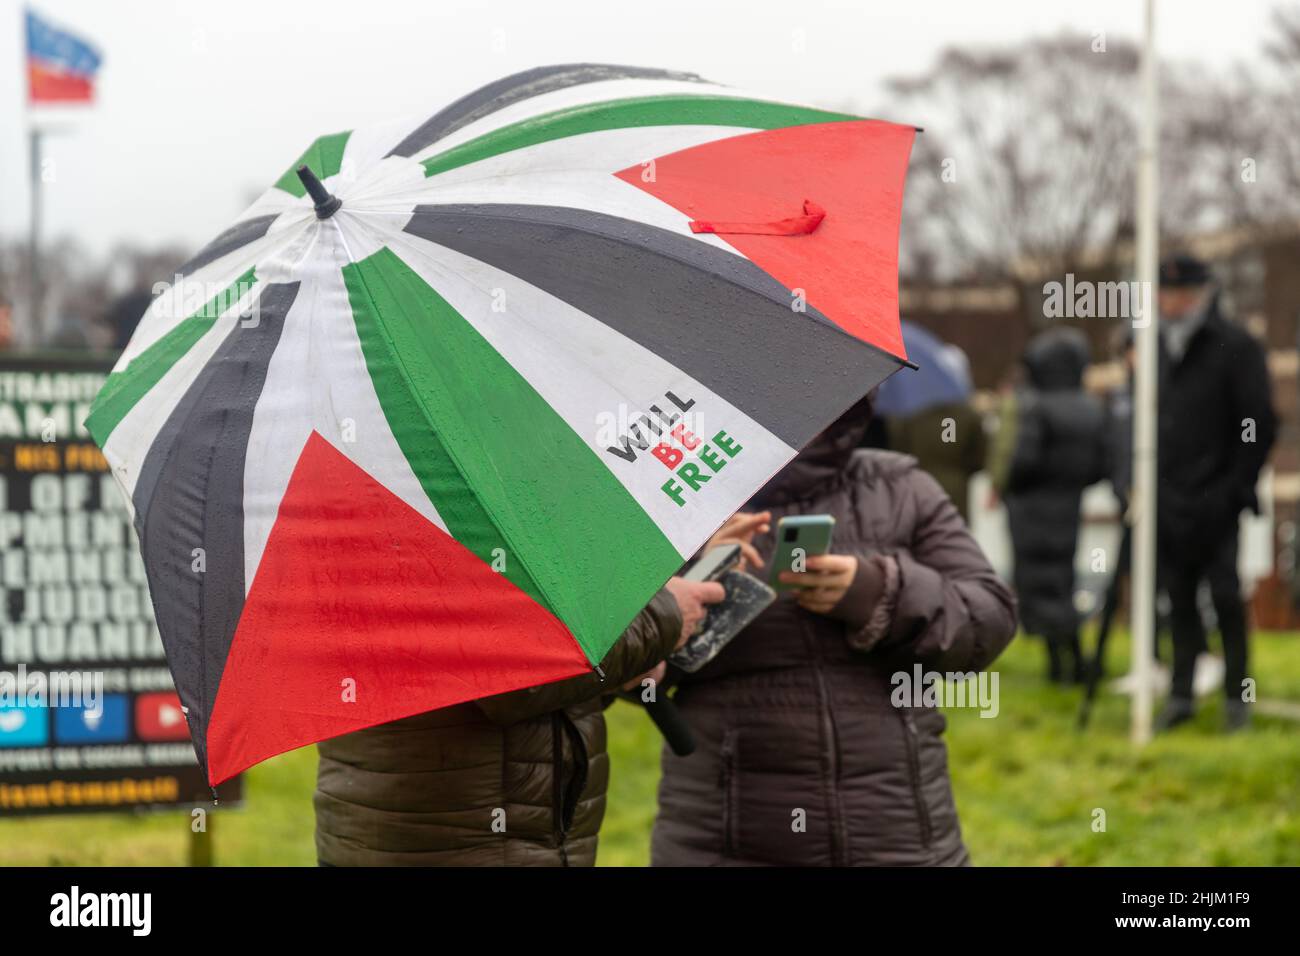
[1130, 0, 1160, 745]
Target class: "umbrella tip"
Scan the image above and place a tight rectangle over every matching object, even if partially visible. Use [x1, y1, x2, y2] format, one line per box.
[296, 165, 342, 219]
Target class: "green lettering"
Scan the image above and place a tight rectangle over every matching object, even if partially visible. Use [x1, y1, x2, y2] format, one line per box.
[678, 462, 710, 491]
[712, 429, 743, 457]
[697, 444, 727, 473]
[661, 478, 686, 507]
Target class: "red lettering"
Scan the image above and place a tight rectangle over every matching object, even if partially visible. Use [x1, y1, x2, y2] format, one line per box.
[652, 443, 684, 469]
[671, 423, 700, 450]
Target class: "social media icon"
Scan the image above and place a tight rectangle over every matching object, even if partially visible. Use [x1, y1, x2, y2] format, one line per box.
[53, 695, 129, 744]
[0, 702, 49, 747]
[135, 692, 191, 742]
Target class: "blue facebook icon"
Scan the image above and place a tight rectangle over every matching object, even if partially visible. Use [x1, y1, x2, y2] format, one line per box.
[53, 695, 129, 744]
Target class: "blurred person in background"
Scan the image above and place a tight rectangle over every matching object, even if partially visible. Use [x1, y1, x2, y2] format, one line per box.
[1002, 328, 1108, 684]
[48, 323, 92, 350]
[104, 286, 155, 351]
[651, 395, 1017, 866]
[1088, 328, 1174, 679]
[314, 578, 722, 866]
[1153, 254, 1276, 733]
[870, 330, 985, 523]
[0, 295, 14, 351]
[983, 363, 1024, 508]
[1104, 326, 1135, 514]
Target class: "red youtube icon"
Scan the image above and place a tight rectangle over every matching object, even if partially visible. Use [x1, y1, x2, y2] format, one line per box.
[135, 692, 191, 742]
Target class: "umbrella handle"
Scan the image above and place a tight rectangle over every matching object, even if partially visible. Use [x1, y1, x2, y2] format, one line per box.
[643, 696, 696, 756]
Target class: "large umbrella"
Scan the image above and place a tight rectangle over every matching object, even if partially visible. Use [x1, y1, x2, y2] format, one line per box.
[86, 64, 915, 784]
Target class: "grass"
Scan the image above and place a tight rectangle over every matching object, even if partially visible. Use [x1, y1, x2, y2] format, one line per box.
[1, 630, 1296, 866]
[934, 628, 1300, 867]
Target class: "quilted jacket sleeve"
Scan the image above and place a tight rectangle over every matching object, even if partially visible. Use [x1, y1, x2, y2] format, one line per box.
[874, 469, 1017, 673]
[475, 589, 682, 725]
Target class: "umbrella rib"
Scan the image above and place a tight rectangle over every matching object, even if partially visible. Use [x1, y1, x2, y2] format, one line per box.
[407, 202, 913, 367]
[344, 259, 584, 660]
[329, 217, 358, 265]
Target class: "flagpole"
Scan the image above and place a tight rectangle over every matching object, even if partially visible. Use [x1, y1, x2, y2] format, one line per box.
[28, 125, 44, 344]
[1130, 0, 1160, 745]
[23, 8, 104, 347]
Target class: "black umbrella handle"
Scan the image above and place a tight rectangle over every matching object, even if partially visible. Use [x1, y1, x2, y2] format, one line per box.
[643, 696, 696, 756]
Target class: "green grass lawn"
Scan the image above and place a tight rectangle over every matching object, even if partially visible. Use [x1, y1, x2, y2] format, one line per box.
[2, 629, 1297, 866]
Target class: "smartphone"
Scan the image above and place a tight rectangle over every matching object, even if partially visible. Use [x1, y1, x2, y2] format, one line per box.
[768, 515, 835, 592]
[683, 544, 741, 583]
[670, 569, 776, 673]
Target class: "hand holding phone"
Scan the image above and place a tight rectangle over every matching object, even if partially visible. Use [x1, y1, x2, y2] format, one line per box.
[768, 515, 835, 592]
[702, 511, 771, 572]
[781, 553, 859, 614]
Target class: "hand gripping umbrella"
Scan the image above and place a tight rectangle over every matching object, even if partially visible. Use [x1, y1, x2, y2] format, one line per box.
[86, 64, 916, 784]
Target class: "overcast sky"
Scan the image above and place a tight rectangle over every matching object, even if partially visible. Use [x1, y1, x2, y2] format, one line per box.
[0, 0, 1280, 257]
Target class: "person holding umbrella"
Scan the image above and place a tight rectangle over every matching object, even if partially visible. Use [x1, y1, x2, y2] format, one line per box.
[315, 577, 722, 866]
[1153, 254, 1276, 732]
[79, 64, 921, 861]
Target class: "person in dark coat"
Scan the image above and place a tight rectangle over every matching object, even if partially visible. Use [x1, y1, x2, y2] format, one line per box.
[314, 578, 721, 866]
[1153, 254, 1276, 732]
[1003, 328, 1108, 683]
[1097, 329, 1175, 668]
[650, 396, 1017, 866]
[880, 401, 987, 523]
[1104, 328, 1136, 512]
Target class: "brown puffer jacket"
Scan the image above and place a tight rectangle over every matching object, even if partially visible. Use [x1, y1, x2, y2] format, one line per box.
[652, 400, 1017, 867]
[315, 590, 681, 866]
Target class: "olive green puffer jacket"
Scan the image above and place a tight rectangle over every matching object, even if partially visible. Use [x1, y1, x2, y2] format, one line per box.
[314, 590, 681, 866]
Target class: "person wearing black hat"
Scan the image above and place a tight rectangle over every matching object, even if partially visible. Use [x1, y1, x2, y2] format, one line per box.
[1153, 253, 1276, 732]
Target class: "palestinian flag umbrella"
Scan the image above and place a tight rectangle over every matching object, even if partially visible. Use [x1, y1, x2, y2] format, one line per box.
[86, 64, 916, 785]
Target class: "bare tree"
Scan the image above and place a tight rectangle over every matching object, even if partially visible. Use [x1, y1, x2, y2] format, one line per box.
[885, 18, 1300, 284]
[1258, 3, 1300, 219]
[885, 34, 1140, 283]
[1163, 4, 1300, 232]
[0, 237, 186, 350]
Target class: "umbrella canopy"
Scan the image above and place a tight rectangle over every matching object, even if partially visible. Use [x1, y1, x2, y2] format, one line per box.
[86, 64, 915, 784]
[872, 320, 972, 418]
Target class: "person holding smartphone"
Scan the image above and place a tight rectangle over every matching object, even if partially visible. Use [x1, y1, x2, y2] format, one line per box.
[651, 394, 1017, 866]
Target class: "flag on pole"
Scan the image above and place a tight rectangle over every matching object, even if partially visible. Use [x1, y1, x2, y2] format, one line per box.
[25, 7, 102, 104]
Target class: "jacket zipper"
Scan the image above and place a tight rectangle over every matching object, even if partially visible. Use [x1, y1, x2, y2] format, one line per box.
[719, 729, 739, 858]
[806, 621, 848, 865]
[899, 709, 934, 849]
[550, 712, 568, 861]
